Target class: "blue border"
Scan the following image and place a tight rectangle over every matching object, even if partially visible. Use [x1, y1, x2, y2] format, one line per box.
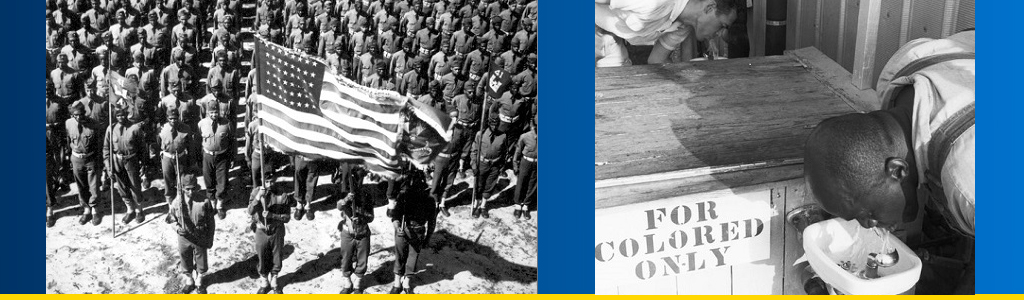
[974, 0, 1017, 294]
[536, 0, 595, 295]
[1, 0, 45, 294]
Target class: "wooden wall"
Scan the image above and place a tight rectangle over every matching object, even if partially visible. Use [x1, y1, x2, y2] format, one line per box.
[776, 0, 974, 90]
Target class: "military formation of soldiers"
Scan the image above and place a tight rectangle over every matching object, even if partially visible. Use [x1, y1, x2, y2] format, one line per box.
[46, 0, 538, 294]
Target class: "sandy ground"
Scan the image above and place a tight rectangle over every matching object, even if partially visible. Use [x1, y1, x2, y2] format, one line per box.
[46, 163, 538, 294]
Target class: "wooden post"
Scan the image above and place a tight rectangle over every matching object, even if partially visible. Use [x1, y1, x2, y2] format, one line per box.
[851, 0, 882, 90]
[752, 0, 767, 56]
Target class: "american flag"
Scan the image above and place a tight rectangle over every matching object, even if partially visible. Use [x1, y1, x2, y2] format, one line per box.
[254, 37, 451, 178]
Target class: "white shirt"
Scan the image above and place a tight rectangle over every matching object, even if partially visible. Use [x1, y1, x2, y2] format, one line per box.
[595, 0, 692, 50]
[877, 31, 975, 237]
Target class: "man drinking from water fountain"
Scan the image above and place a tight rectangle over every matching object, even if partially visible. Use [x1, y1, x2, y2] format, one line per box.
[802, 30, 974, 294]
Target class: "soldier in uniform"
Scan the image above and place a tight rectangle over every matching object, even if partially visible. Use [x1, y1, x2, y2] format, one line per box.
[170, 173, 216, 294]
[389, 166, 435, 294]
[104, 104, 148, 224]
[432, 81, 479, 216]
[198, 100, 233, 219]
[160, 49, 190, 98]
[469, 116, 507, 219]
[318, 17, 339, 58]
[336, 164, 373, 294]
[47, 82, 69, 228]
[62, 31, 93, 72]
[52, 53, 82, 104]
[159, 104, 195, 223]
[463, 32, 488, 84]
[354, 38, 377, 83]
[248, 177, 292, 294]
[97, 32, 129, 75]
[291, 154, 327, 221]
[512, 118, 537, 220]
[449, 17, 475, 58]
[398, 57, 423, 97]
[389, 37, 412, 82]
[67, 102, 104, 226]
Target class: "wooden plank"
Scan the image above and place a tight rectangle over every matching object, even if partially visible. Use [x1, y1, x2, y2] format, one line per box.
[835, 0, 848, 69]
[731, 185, 787, 295]
[677, 267, 732, 294]
[617, 276, 678, 295]
[908, 0, 946, 40]
[871, 0, 907, 90]
[798, 0, 818, 49]
[817, 0, 841, 61]
[787, 0, 801, 50]
[596, 161, 803, 209]
[791, 47, 879, 112]
[942, 0, 959, 37]
[753, 0, 767, 57]
[851, 0, 881, 91]
[595, 54, 855, 182]
[841, 0, 861, 71]
[782, 180, 812, 294]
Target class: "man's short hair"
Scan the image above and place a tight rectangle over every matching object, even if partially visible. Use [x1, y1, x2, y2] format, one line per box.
[712, 0, 743, 16]
[804, 113, 901, 200]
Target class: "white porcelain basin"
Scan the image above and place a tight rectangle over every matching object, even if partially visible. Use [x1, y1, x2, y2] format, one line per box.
[801, 218, 922, 295]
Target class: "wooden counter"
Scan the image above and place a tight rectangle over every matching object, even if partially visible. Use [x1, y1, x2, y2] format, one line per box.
[594, 48, 873, 295]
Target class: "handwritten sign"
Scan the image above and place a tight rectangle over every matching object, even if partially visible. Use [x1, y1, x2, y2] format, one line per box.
[595, 190, 773, 285]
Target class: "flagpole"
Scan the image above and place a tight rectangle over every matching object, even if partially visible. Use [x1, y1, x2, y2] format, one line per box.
[474, 93, 487, 209]
[257, 37, 266, 189]
[107, 71, 116, 238]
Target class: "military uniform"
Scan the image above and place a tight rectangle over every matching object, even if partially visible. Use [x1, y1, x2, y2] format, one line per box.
[104, 111, 148, 224]
[470, 123, 508, 218]
[68, 100, 103, 225]
[336, 168, 374, 293]
[159, 113, 195, 205]
[292, 155, 330, 221]
[171, 174, 216, 294]
[51, 66, 82, 104]
[248, 184, 291, 294]
[512, 125, 537, 220]
[390, 168, 435, 294]
[198, 103, 234, 217]
[46, 99, 68, 214]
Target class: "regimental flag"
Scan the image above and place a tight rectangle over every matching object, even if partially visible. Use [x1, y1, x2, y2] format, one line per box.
[106, 71, 128, 106]
[254, 37, 451, 178]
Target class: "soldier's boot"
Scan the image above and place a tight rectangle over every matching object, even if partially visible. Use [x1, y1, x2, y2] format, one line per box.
[436, 194, 451, 217]
[181, 272, 196, 294]
[258, 274, 272, 294]
[402, 275, 414, 294]
[46, 207, 56, 228]
[216, 200, 227, 220]
[122, 208, 136, 224]
[269, 273, 280, 294]
[135, 206, 145, 223]
[293, 200, 306, 220]
[388, 276, 402, 294]
[91, 208, 102, 226]
[480, 197, 490, 219]
[352, 274, 364, 294]
[196, 271, 207, 294]
[386, 198, 397, 218]
[521, 204, 532, 220]
[340, 275, 355, 294]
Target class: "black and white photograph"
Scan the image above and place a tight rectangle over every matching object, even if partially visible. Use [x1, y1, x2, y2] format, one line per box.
[595, 0, 974, 295]
[45, 0, 538, 294]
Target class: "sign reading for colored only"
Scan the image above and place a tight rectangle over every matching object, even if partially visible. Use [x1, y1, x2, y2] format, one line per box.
[595, 190, 772, 282]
